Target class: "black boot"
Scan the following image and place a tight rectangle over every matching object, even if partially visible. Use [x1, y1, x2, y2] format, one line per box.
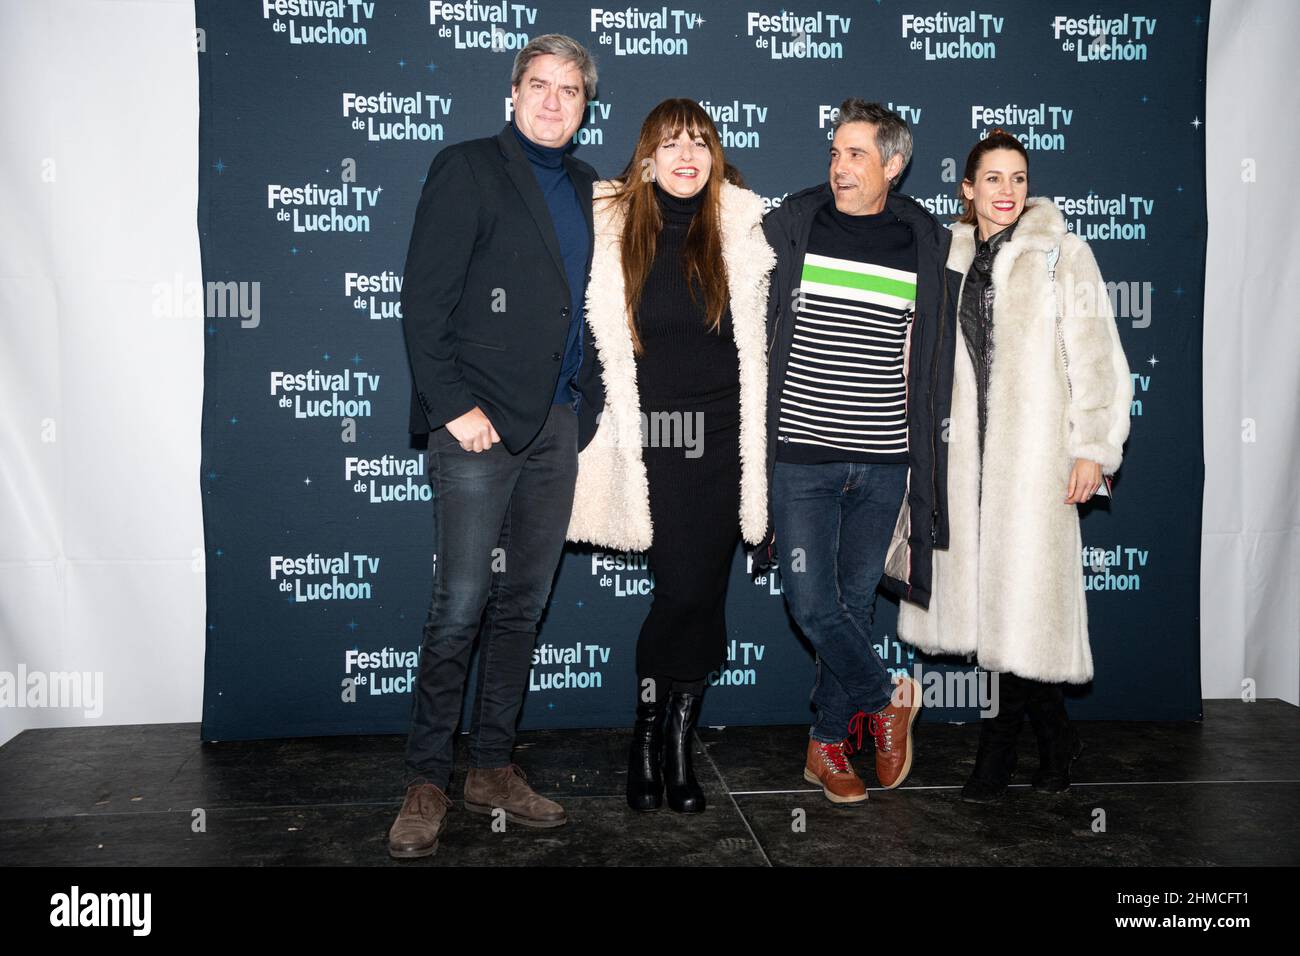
[961, 671, 1032, 804]
[663, 691, 706, 813]
[1025, 681, 1083, 793]
[626, 693, 666, 812]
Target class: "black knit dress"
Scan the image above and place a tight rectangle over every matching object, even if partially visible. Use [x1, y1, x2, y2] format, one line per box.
[633, 183, 742, 692]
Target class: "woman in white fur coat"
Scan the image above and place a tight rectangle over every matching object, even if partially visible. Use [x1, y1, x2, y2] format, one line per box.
[896, 130, 1132, 802]
[566, 99, 774, 814]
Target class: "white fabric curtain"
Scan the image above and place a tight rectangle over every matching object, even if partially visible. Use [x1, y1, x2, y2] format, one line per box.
[0, 0, 205, 747]
[1201, 0, 1300, 705]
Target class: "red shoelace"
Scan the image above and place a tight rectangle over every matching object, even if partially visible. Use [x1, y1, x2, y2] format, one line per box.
[846, 709, 898, 755]
[816, 741, 852, 774]
[867, 712, 895, 752]
[846, 711, 867, 754]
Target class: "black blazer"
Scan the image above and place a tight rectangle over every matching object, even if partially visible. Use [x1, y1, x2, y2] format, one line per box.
[401, 124, 598, 453]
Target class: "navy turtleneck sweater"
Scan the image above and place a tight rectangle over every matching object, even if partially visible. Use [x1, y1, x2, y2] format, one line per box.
[510, 120, 589, 408]
[634, 183, 738, 416]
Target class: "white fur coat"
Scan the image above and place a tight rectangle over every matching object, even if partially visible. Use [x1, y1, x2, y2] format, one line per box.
[897, 198, 1132, 683]
[565, 179, 775, 551]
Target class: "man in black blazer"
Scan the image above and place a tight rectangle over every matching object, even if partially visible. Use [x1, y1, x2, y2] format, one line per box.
[390, 35, 601, 860]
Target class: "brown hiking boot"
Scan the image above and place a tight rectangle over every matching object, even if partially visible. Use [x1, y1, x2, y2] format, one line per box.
[803, 739, 868, 804]
[463, 764, 567, 828]
[865, 675, 922, 789]
[387, 781, 453, 859]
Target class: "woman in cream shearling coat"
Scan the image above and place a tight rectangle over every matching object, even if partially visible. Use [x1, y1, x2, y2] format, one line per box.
[565, 173, 773, 552]
[897, 132, 1131, 801]
[566, 100, 774, 815]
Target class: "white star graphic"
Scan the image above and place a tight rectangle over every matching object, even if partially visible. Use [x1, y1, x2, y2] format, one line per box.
[1191, 116, 1202, 130]
[1147, 355, 1159, 367]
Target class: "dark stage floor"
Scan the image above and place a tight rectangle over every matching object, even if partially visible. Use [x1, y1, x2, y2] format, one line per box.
[1, 699, 1297, 866]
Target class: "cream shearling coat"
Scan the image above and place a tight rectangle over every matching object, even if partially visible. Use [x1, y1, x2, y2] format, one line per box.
[565, 179, 775, 551]
[897, 197, 1132, 683]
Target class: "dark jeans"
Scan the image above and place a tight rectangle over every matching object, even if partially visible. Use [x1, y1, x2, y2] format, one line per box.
[404, 403, 577, 789]
[771, 460, 908, 743]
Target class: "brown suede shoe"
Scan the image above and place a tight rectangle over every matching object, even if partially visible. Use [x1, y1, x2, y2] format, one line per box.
[803, 739, 868, 804]
[867, 675, 922, 789]
[387, 781, 453, 859]
[463, 764, 567, 828]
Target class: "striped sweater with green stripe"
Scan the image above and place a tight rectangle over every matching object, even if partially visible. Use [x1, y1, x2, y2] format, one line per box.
[776, 203, 918, 464]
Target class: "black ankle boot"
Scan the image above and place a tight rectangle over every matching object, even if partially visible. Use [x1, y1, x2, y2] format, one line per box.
[1026, 682, 1083, 793]
[627, 695, 666, 812]
[961, 671, 1032, 804]
[663, 691, 706, 813]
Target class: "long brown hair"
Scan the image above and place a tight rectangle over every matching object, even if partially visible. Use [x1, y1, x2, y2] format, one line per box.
[956, 129, 1029, 225]
[606, 98, 729, 355]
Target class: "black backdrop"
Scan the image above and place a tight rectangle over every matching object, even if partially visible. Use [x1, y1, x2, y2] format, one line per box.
[198, 0, 1208, 740]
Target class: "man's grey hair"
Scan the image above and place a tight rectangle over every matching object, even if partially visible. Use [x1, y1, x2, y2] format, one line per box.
[831, 99, 913, 190]
[511, 34, 598, 101]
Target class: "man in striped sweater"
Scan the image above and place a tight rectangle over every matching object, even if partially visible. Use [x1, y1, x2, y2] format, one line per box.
[760, 100, 957, 804]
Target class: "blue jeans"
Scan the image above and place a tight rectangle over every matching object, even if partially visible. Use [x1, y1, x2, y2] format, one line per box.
[771, 460, 908, 743]
[404, 403, 578, 789]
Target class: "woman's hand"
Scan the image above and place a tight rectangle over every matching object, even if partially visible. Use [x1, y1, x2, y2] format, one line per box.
[1065, 459, 1103, 504]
